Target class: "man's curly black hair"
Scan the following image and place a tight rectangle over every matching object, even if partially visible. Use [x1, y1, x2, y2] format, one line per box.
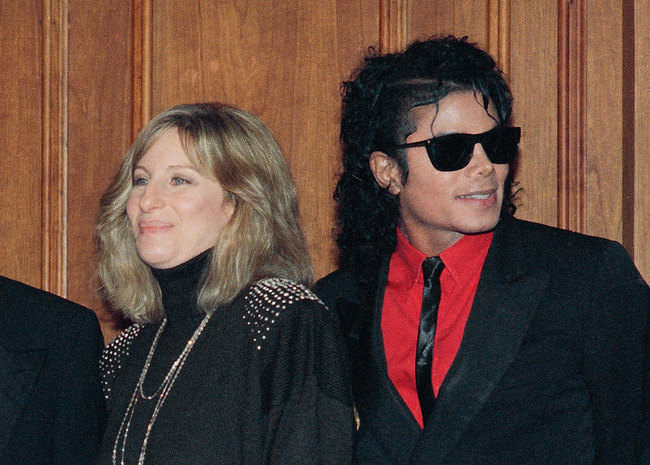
[335, 36, 516, 277]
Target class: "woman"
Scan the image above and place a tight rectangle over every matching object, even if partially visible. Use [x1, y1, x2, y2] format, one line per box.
[95, 103, 354, 464]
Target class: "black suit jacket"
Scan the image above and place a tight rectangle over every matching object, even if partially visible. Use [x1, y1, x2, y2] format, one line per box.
[0, 276, 106, 465]
[314, 217, 649, 465]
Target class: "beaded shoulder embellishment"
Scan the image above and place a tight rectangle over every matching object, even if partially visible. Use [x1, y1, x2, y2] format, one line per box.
[242, 278, 322, 350]
[99, 323, 145, 400]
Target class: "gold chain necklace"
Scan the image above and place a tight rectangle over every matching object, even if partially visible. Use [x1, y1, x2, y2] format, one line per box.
[112, 312, 213, 465]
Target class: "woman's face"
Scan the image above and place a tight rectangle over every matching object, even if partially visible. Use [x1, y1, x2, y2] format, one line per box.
[126, 128, 234, 269]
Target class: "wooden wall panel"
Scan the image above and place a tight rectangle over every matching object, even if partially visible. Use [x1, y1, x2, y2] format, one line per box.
[408, 0, 490, 47]
[585, 2, 623, 241]
[509, 0, 558, 227]
[149, 0, 379, 279]
[67, 0, 132, 331]
[635, 0, 650, 275]
[0, 1, 43, 288]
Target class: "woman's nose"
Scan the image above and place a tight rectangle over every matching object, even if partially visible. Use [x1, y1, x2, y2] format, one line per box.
[139, 182, 165, 211]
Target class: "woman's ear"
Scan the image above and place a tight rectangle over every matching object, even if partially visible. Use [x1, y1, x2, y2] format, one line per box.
[369, 151, 403, 195]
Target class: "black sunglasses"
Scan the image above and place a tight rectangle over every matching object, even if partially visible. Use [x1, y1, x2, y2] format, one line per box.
[384, 126, 521, 172]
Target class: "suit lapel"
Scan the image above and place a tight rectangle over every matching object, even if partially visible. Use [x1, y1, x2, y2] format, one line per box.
[343, 258, 423, 465]
[0, 344, 46, 452]
[411, 218, 550, 464]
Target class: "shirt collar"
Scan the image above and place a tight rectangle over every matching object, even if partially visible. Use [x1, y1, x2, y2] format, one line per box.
[393, 227, 493, 288]
[440, 231, 493, 286]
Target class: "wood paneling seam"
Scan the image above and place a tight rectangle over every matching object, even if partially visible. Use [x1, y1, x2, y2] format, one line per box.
[487, 0, 511, 77]
[41, 0, 68, 295]
[379, 0, 407, 53]
[621, 0, 635, 255]
[131, 0, 153, 140]
[557, 0, 586, 232]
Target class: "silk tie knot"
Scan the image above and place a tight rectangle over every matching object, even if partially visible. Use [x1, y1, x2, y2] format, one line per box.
[422, 256, 444, 288]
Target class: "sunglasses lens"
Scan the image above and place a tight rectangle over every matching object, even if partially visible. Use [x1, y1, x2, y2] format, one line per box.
[427, 127, 520, 171]
[482, 127, 520, 164]
[427, 134, 473, 171]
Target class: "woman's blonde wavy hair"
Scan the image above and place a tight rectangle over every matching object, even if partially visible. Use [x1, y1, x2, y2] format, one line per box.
[96, 103, 313, 323]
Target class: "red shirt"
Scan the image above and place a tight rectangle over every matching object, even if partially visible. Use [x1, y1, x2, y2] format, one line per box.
[381, 228, 493, 427]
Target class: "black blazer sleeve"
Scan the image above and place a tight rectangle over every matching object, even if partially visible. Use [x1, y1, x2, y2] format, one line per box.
[575, 242, 648, 464]
[51, 309, 106, 465]
[0, 276, 106, 465]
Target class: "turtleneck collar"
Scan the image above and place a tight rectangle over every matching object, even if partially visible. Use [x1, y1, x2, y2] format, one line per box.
[150, 249, 211, 324]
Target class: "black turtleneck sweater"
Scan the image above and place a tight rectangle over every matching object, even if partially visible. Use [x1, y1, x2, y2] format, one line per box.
[97, 253, 354, 465]
[151, 249, 207, 323]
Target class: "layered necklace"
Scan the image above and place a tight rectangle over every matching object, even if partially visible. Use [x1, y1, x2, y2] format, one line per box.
[112, 311, 213, 465]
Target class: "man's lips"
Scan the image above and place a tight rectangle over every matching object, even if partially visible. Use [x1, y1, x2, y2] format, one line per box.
[457, 187, 497, 200]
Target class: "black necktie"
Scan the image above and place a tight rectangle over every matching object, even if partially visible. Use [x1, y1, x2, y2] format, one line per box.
[416, 256, 444, 425]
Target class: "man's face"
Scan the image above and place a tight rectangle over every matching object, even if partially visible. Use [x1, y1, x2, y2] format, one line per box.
[392, 91, 510, 255]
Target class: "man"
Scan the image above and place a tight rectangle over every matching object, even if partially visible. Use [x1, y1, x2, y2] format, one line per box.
[0, 275, 106, 464]
[314, 36, 649, 464]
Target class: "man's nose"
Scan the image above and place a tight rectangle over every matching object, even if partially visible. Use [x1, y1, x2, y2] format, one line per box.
[465, 143, 496, 176]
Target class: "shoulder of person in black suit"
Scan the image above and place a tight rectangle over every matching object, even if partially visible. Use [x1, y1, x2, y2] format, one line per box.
[0, 275, 106, 465]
